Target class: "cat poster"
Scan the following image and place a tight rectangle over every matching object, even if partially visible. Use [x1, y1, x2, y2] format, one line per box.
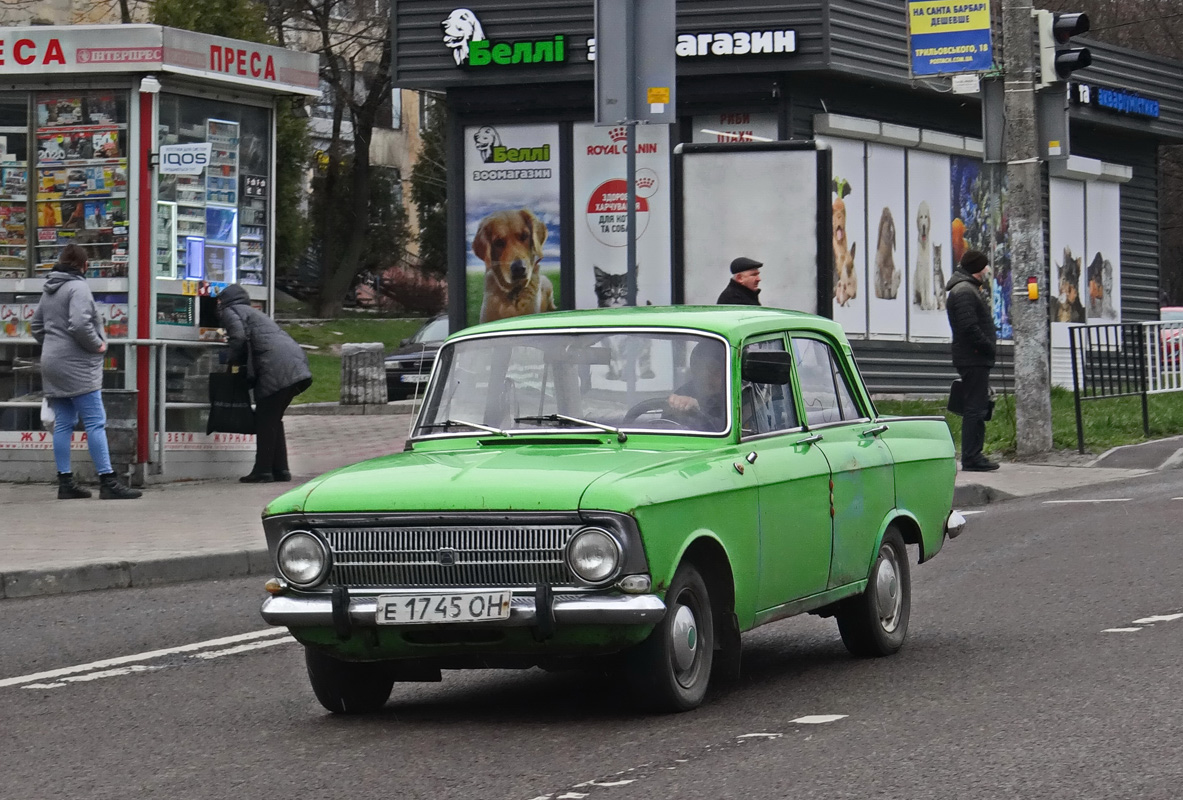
[818, 136, 867, 336]
[572, 122, 672, 311]
[906, 150, 952, 340]
[463, 123, 562, 327]
[1085, 182, 1120, 323]
[1048, 177, 1087, 346]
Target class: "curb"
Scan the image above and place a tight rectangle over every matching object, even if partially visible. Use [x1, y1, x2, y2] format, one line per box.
[0, 549, 270, 600]
[953, 482, 1017, 508]
[287, 402, 416, 416]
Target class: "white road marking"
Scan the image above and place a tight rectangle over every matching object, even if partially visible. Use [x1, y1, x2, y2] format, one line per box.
[791, 714, 847, 724]
[1102, 628, 1144, 633]
[582, 780, 636, 788]
[0, 628, 290, 688]
[193, 637, 296, 659]
[959, 510, 987, 516]
[1043, 498, 1129, 504]
[737, 732, 783, 739]
[1172, 497, 1183, 501]
[1131, 613, 1183, 624]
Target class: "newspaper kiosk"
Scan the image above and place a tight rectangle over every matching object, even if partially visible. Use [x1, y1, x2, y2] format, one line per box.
[0, 25, 318, 481]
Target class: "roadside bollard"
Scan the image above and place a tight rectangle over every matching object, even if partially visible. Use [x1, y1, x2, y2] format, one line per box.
[340, 342, 388, 405]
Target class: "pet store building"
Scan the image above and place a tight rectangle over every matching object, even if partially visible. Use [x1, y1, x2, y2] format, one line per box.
[393, 0, 1183, 392]
[0, 25, 319, 481]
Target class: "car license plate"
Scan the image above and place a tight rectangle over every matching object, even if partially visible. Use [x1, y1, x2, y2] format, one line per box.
[375, 591, 512, 624]
[400, 373, 430, 383]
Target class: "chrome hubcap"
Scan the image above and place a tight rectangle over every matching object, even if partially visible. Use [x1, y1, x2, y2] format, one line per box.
[671, 602, 698, 672]
[875, 544, 902, 633]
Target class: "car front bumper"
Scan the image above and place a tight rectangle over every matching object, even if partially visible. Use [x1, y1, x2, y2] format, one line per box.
[262, 591, 666, 628]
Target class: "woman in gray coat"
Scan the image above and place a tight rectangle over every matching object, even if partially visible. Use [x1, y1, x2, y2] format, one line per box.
[217, 284, 312, 482]
[30, 243, 141, 499]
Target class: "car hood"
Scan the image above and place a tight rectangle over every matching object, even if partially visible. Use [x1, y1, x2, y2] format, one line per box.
[385, 342, 441, 364]
[267, 443, 688, 515]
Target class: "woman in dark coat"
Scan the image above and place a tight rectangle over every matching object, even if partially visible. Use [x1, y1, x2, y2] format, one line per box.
[217, 284, 312, 482]
[30, 243, 141, 499]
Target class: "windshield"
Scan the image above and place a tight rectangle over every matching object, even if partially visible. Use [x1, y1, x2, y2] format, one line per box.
[415, 331, 730, 437]
[411, 316, 450, 344]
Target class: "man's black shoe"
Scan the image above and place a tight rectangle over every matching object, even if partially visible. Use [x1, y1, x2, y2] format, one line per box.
[962, 458, 1000, 472]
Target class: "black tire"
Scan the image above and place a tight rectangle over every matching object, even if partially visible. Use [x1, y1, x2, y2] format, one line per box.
[304, 647, 396, 714]
[625, 562, 715, 712]
[836, 528, 911, 658]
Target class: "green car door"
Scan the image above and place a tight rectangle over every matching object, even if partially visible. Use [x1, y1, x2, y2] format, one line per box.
[790, 335, 896, 589]
[740, 338, 834, 610]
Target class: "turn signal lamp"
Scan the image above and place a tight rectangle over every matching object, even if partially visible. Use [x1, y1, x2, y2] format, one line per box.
[264, 578, 289, 595]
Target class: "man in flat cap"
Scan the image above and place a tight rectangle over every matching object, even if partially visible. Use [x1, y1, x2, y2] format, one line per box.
[945, 249, 999, 472]
[717, 256, 763, 305]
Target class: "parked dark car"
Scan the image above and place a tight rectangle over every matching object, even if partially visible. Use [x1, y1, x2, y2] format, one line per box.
[385, 314, 449, 400]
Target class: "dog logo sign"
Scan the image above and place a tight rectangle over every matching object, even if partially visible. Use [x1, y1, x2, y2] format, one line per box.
[473, 125, 502, 163]
[442, 8, 486, 66]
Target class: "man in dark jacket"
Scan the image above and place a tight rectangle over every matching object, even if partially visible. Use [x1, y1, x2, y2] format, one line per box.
[945, 250, 998, 471]
[716, 256, 763, 305]
[217, 284, 313, 483]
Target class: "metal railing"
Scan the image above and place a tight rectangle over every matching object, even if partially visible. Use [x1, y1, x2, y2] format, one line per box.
[1068, 322, 1149, 454]
[1142, 320, 1183, 394]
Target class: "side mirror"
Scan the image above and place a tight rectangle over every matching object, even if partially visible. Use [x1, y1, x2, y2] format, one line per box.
[399, 338, 410, 347]
[741, 350, 793, 385]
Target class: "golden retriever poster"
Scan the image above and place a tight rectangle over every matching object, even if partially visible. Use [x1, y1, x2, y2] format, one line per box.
[464, 124, 562, 325]
[821, 136, 867, 335]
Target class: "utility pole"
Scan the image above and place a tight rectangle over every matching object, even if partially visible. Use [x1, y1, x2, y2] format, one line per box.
[1002, 0, 1053, 455]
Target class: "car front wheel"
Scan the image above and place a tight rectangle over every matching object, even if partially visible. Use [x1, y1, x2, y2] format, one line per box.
[836, 527, 911, 657]
[625, 562, 715, 712]
[305, 647, 396, 714]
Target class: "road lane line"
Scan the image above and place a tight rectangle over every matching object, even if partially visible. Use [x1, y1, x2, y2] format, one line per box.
[959, 510, 987, 516]
[1043, 499, 1129, 504]
[1131, 613, 1183, 624]
[791, 714, 848, 724]
[193, 637, 296, 659]
[0, 628, 289, 688]
[1102, 628, 1144, 633]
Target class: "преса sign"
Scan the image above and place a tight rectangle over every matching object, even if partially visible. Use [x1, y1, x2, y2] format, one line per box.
[159, 143, 212, 175]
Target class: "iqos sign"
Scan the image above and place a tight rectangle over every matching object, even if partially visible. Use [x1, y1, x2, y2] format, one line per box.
[159, 143, 213, 175]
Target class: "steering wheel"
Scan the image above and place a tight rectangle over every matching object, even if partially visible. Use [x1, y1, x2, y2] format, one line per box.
[622, 397, 670, 425]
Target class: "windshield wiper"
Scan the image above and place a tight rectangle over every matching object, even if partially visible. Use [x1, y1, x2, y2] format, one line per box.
[417, 418, 508, 436]
[514, 414, 627, 443]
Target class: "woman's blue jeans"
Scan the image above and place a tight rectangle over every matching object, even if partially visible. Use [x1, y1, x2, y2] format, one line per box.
[49, 390, 113, 475]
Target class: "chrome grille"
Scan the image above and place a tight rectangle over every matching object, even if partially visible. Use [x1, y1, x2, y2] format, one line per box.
[319, 524, 581, 588]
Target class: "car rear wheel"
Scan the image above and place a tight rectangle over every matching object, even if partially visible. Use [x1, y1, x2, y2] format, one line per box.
[835, 527, 911, 658]
[304, 647, 396, 714]
[625, 562, 715, 712]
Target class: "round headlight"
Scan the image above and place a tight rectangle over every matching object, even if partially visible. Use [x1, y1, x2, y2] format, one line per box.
[567, 527, 621, 584]
[276, 531, 330, 587]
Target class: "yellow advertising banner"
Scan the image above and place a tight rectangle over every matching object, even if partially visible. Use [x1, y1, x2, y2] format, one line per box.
[909, 2, 991, 36]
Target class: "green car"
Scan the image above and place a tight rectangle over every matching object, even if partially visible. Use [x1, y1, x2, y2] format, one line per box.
[260, 306, 964, 714]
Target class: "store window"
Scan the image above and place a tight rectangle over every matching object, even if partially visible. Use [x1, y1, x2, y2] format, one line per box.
[0, 93, 30, 279]
[156, 94, 271, 288]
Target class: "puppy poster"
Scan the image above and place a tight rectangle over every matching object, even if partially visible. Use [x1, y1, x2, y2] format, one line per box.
[866, 143, 907, 337]
[464, 123, 562, 326]
[906, 150, 952, 340]
[572, 122, 672, 310]
[818, 136, 867, 336]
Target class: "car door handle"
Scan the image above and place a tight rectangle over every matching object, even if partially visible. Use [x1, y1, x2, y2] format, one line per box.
[861, 424, 890, 438]
[795, 434, 823, 446]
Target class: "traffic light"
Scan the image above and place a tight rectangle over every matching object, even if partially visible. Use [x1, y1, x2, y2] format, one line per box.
[1036, 10, 1092, 86]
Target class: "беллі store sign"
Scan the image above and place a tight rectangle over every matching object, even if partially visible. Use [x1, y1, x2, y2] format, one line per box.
[0, 24, 318, 95]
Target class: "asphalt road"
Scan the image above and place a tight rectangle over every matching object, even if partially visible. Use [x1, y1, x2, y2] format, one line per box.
[2, 472, 1181, 800]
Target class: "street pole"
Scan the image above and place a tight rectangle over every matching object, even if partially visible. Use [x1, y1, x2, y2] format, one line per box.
[1003, 0, 1053, 455]
[624, 0, 638, 307]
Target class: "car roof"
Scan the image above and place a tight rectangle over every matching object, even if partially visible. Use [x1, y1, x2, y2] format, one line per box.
[451, 305, 848, 346]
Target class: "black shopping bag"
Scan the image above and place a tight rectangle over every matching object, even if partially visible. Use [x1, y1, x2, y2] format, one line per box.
[947, 379, 995, 421]
[207, 367, 256, 434]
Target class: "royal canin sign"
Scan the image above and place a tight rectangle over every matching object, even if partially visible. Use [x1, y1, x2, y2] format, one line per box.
[0, 25, 318, 95]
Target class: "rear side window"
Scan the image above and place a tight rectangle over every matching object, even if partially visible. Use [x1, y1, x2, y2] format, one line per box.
[791, 337, 864, 427]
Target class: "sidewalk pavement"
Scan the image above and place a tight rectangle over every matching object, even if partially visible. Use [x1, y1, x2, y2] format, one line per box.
[1, 412, 1178, 600]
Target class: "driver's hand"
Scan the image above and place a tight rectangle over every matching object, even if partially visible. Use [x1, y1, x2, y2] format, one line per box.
[667, 393, 700, 413]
